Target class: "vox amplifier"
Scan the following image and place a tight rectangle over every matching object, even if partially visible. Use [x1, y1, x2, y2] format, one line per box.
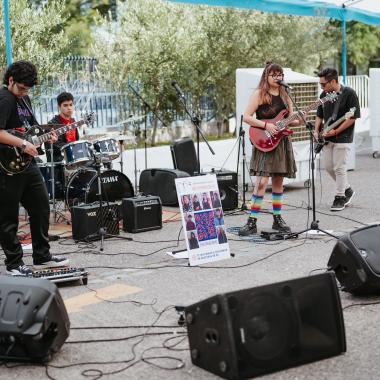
[122, 195, 162, 233]
[71, 202, 119, 241]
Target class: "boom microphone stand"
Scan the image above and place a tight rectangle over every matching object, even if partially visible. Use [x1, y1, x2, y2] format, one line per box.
[171, 81, 215, 174]
[285, 87, 338, 239]
[128, 84, 167, 170]
[236, 115, 248, 210]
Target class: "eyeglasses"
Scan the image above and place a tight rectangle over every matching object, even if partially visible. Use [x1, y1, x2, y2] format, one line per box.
[269, 73, 284, 79]
[319, 80, 332, 88]
[15, 82, 31, 94]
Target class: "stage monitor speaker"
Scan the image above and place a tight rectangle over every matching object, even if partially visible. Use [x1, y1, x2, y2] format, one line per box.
[185, 272, 346, 379]
[328, 223, 380, 294]
[139, 168, 190, 206]
[171, 137, 198, 176]
[0, 275, 70, 363]
[122, 195, 162, 233]
[71, 202, 119, 241]
[213, 170, 238, 211]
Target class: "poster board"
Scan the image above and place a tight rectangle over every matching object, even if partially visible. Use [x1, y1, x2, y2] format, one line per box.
[175, 174, 231, 266]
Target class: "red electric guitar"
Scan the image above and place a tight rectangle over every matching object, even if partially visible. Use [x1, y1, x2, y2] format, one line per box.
[249, 92, 338, 152]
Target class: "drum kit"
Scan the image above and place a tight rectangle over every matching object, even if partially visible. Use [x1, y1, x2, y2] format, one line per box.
[39, 136, 134, 223]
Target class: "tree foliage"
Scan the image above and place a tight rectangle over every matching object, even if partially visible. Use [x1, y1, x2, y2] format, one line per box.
[0, 0, 70, 81]
[91, 0, 335, 143]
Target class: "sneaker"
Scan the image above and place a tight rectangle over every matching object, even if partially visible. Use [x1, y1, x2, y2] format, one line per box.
[6, 265, 33, 276]
[344, 187, 355, 206]
[272, 215, 291, 233]
[33, 255, 69, 269]
[331, 196, 346, 211]
[239, 217, 257, 236]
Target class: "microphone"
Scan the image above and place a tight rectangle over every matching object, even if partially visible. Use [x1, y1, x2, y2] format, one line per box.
[171, 80, 185, 99]
[276, 80, 293, 91]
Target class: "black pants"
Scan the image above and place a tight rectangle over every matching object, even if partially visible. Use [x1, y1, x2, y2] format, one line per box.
[0, 163, 51, 270]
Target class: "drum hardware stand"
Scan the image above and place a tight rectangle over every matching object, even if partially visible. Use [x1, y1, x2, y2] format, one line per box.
[48, 143, 71, 225]
[236, 115, 248, 210]
[91, 152, 132, 251]
[285, 88, 338, 240]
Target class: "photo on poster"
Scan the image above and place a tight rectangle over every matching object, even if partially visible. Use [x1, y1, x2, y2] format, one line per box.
[181, 194, 193, 212]
[185, 213, 196, 231]
[194, 210, 217, 242]
[213, 208, 224, 226]
[210, 190, 222, 208]
[187, 230, 199, 250]
[200, 192, 212, 210]
[192, 193, 203, 211]
[216, 226, 228, 244]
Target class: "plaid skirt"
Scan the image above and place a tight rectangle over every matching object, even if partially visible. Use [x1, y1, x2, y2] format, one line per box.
[249, 136, 297, 178]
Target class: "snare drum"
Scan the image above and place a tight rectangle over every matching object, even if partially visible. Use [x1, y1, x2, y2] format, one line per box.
[93, 138, 120, 162]
[61, 140, 93, 169]
[65, 169, 134, 210]
[38, 162, 66, 200]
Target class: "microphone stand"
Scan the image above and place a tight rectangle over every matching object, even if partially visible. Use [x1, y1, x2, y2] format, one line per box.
[128, 84, 167, 170]
[284, 87, 338, 239]
[236, 115, 248, 210]
[174, 92, 215, 174]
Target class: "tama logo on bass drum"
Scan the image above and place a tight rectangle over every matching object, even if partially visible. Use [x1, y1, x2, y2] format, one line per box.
[102, 176, 118, 184]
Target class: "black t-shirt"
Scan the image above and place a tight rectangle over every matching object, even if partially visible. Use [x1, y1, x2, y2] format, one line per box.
[0, 87, 36, 131]
[316, 86, 361, 143]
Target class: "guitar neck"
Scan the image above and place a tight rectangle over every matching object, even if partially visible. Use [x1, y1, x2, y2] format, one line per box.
[281, 97, 332, 128]
[323, 115, 350, 133]
[35, 120, 84, 145]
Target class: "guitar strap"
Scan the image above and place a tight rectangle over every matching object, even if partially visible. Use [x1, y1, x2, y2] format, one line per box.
[19, 97, 39, 127]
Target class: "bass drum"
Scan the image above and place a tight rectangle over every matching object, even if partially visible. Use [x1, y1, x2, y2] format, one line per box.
[66, 169, 134, 210]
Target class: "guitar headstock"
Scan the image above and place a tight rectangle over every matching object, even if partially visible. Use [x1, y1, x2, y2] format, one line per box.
[345, 107, 356, 119]
[324, 92, 339, 103]
[83, 112, 95, 126]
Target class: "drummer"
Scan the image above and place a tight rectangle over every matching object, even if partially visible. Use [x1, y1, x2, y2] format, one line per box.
[45, 92, 80, 163]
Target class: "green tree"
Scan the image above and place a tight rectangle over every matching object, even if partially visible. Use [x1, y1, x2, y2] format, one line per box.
[91, 1, 336, 143]
[0, 0, 70, 81]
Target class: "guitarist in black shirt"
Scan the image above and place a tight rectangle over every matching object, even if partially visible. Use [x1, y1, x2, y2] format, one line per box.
[0, 60, 69, 276]
[314, 68, 360, 212]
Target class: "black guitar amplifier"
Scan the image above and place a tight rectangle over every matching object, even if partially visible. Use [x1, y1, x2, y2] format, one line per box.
[212, 170, 238, 211]
[122, 196, 162, 233]
[71, 202, 119, 241]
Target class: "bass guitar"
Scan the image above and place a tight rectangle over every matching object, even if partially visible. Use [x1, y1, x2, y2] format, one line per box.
[249, 92, 338, 152]
[0, 113, 94, 175]
[314, 107, 356, 154]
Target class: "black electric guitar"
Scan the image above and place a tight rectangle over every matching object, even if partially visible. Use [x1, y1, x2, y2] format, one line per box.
[0, 113, 94, 175]
[314, 107, 356, 154]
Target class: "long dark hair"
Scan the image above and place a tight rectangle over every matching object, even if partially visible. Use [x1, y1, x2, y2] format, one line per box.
[257, 61, 287, 105]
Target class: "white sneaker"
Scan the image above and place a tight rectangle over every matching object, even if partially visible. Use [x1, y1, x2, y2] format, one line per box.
[33, 255, 69, 269]
[6, 265, 33, 276]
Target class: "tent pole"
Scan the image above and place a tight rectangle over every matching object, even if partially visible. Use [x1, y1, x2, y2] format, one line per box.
[341, 17, 347, 84]
[3, 0, 12, 65]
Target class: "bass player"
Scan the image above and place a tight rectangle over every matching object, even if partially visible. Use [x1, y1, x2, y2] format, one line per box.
[314, 68, 360, 211]
[0, 60, 69, 275]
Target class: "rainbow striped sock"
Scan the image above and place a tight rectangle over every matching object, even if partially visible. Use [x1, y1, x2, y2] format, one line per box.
[250, 195, 263, 218]
[272, 192, 283, 215]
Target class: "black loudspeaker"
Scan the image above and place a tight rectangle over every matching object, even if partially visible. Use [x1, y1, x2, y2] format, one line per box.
[71, 202, 119, 241]
[122, 195, 162, 233]
[213, 170, 238, 211]
[171, 137, 198, 175]
[185, 273, 346, 379]
[0, 276, 70, 363]
[139, 168, 190, 206]
[328, 224, 380, 294]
